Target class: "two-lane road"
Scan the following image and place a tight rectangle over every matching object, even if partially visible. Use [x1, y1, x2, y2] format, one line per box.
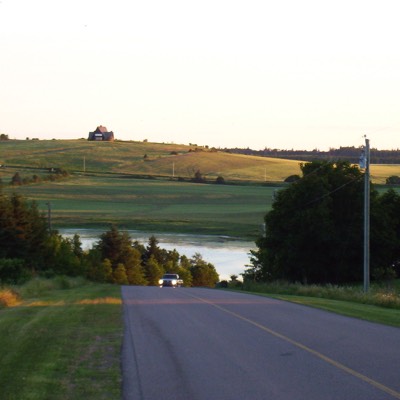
[121, 286, 400, 400]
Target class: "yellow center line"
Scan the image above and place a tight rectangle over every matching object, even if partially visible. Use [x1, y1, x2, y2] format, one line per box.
[188, 292, 400, 399]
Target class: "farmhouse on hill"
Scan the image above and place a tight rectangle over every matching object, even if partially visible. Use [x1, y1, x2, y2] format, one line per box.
[88, 125, 114, 141]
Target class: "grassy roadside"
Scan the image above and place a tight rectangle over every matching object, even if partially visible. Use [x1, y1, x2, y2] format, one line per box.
[268, 294, 400, 327]
[229, 281, 400, 327]
[0, 278, 122, 400]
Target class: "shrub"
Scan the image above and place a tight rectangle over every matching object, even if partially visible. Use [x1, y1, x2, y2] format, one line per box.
[19, 278, 57, 297]
[0, 288, 20, 308]
[386, 175, 400, 185]
[284, 174, 301, 183]
[0, 259, 32, 285]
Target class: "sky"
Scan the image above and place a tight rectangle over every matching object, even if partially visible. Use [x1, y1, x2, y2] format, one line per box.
[1, 0, 399, 151]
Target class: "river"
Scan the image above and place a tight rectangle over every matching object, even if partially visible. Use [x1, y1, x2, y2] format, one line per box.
[60, 229, 255, 281]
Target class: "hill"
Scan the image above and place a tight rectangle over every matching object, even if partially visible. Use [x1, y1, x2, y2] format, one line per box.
[0, 139, 301, 183]
[1, 139, 400, 184]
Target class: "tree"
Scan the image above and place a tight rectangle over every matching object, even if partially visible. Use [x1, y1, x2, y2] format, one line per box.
[284, 174, 301, 183]
[88, 257, 113, 283]
[144, 255, 164, 285]
[251, 161, 369, 284]
[125, 248, 148, 285]
[0, 194, 89, 282]
[11, 172, 22, 186]
[143, 235, 169, 266]
[369, 189, 400, 279]
[96, 225, 134, 267]
[192, 170, 206, 183]
[386, 176, 400, 185]
[177, 255, 193, 286]
[0, 194, 50, 269]
[190, 253, 219, 287]
[126, 262, 148, 285]
[113, 263, 129, 285]
[43, 234, 84, 276]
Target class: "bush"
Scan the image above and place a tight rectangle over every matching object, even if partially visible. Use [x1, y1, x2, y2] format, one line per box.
[0, 288, 20, 308]
[216, 176, 225, 184]
[386, 176, 400, 185]
[0, 259, 32, 285]
[19, 278, 57, 297]
[284, 174, 301, 183]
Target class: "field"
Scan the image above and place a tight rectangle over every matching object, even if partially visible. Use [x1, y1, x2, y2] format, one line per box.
[3, 174, 276, 238]
[1, 139, 400, 183]
[0, 139, 302, 182]
[1, 140, 400, 237]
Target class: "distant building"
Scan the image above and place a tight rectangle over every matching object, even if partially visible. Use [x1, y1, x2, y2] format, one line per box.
[88, 126, 115, 141]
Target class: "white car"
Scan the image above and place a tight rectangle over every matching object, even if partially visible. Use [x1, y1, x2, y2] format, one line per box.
[159, 274, 183, 288]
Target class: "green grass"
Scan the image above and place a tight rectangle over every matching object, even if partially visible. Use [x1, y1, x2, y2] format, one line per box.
[270, 295, 400, 327]
[0, 278, 122, 400]
[231, 280, 400, 327]
[4, 175, 277, 238]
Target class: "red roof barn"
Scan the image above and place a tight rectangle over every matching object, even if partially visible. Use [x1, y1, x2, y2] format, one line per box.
[88, 126, 114, 141]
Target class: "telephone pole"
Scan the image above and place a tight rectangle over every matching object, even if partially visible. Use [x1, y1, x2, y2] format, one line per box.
[46, 202, 52, 234]
[362, 137, 370, 292]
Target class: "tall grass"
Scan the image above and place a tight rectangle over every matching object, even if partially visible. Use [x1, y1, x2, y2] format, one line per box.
[17, 276, 88, 297]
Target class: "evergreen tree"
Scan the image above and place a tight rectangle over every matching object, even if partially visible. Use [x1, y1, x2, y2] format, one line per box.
[11, 172, 22, 186]
[126, 263, 148, 285]
[113, 263, 129, 285]
[97, 225, 133, 266]
[0, 194, 49, 270]
[144, 255, 164, 285]
[125, 247, 148, 285]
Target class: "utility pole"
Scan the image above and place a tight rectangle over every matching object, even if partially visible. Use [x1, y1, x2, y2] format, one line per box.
[46, 202, 52, 233]
[360, 136, 370, 292]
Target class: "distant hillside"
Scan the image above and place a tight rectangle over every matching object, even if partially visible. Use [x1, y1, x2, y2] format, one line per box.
[0, 139, 301, 183]
[1, 139, 400, 184]
[224, 146, 400, 164]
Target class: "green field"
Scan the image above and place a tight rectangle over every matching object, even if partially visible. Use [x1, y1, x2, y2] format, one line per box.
[3, 175, 277, 238]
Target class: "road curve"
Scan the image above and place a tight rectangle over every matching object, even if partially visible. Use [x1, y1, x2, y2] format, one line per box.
[121, 286, 400, 400]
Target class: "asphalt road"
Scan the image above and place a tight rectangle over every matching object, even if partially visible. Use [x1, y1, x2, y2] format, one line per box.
[121, 286, 400, 400]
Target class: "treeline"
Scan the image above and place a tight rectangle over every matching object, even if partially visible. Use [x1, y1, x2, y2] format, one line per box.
[0, 194, 219, 287]
[0, 169, 69, 187]
[224, 146, 400, 164]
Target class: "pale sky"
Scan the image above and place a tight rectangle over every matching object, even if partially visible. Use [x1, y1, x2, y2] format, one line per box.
[1, 0, 399, 150]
